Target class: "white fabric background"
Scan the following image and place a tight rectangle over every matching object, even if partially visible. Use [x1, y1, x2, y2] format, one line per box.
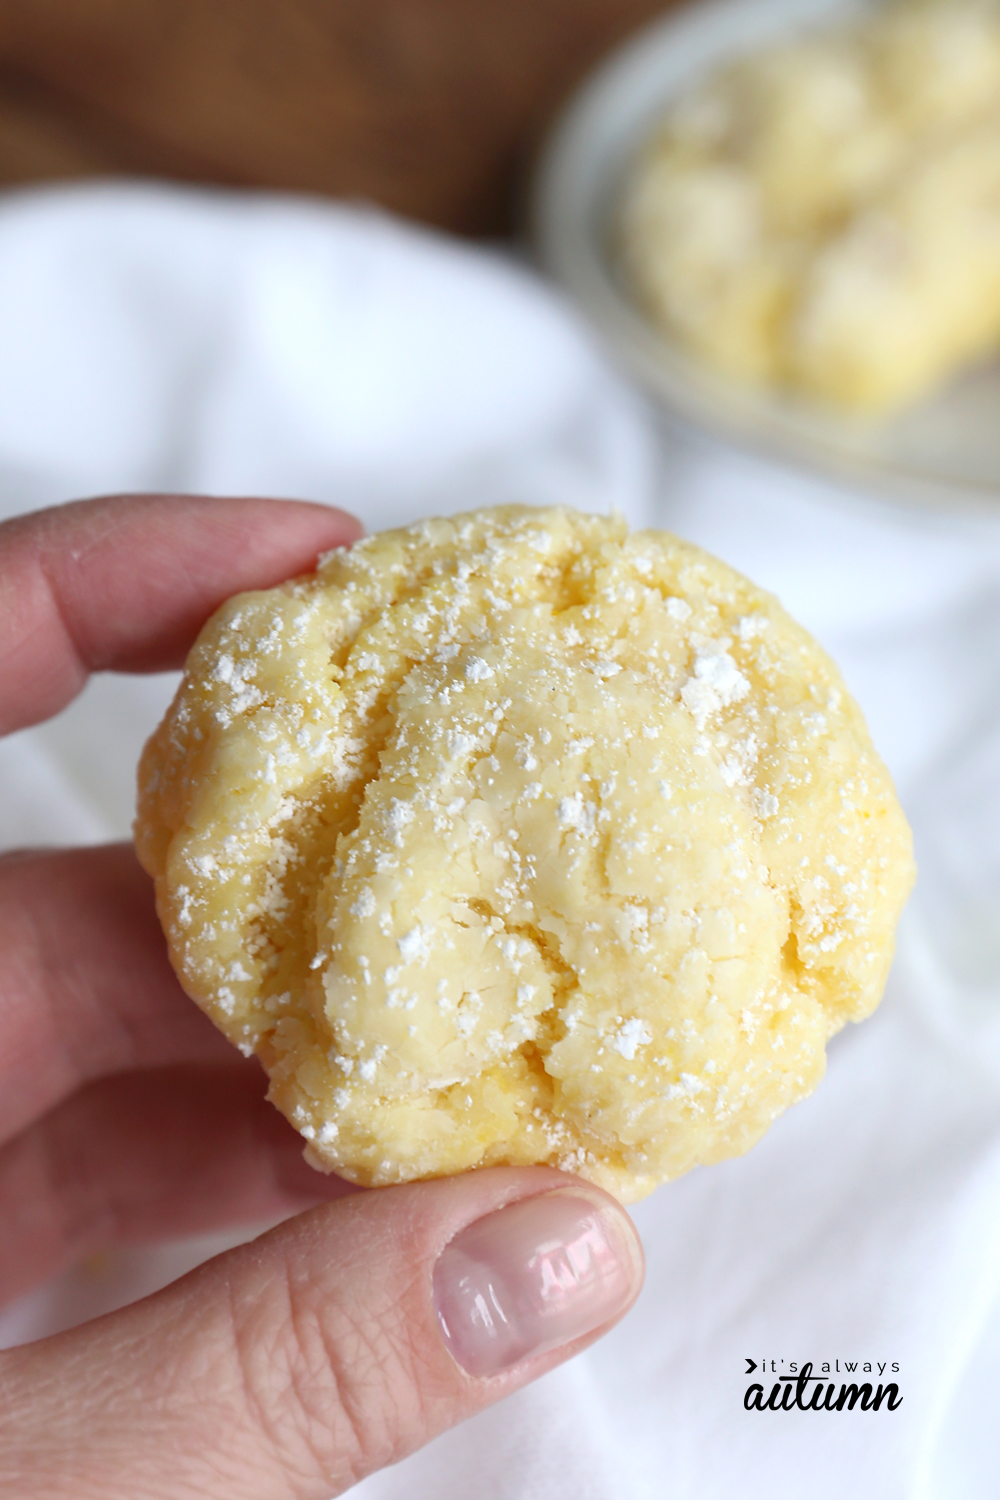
[1, 181, 999, 1499]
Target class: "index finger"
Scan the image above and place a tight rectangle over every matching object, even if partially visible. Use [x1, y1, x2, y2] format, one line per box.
[0, 494, 362, 735]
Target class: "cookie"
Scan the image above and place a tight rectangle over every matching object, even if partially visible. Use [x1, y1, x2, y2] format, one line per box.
[619, 0, 1000, 411]
[135, 506, 914, 1202]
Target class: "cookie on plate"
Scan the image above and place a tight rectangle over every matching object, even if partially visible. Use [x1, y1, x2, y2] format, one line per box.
[619, 0, 1000, 411]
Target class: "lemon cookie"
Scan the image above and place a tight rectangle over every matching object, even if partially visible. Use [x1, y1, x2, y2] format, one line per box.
[135, 506, 913, 1202]
[620, 0, 1000, 411]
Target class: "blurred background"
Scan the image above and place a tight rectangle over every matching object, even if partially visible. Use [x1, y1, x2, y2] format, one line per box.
[0, 0, 674, 233]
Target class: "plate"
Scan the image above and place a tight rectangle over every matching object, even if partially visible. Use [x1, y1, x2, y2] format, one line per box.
[532, 0, 1000, 520]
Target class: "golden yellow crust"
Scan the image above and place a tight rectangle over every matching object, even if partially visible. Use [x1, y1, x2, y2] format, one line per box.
[136, 506, 914, 1202]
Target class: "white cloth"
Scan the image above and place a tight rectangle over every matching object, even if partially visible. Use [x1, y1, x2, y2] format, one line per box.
[1, 181, 999, 1499]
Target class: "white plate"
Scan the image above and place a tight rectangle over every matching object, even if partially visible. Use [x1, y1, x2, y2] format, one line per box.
[532, 0, 1000, 520]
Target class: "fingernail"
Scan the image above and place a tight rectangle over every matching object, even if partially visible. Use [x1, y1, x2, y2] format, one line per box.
[433, 1188, 643, 1377]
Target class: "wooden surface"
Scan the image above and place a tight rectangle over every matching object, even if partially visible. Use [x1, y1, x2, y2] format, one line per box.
[0, 0, 680, 235]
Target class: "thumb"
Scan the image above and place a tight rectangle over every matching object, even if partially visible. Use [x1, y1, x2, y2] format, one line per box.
[0, 1167, 643, 1499]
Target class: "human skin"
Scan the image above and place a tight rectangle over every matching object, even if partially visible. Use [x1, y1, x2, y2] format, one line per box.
[0, 494, 643, 1499]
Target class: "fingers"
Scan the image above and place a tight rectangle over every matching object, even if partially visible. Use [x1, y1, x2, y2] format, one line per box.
[0, 493, 362, 734]
[0, 844, 232, 1145]
[0, 1062, 357, 1308]
[0, 1169, 643, 1500]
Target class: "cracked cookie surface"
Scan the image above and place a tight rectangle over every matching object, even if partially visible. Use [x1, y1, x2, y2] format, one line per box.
[135, 506, 913, 1202]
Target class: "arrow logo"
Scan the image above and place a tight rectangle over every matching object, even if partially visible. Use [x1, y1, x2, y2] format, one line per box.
[745, 1359, 757, 1374]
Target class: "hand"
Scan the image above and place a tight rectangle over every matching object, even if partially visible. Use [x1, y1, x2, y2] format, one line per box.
[0, 495, 644, 1499]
